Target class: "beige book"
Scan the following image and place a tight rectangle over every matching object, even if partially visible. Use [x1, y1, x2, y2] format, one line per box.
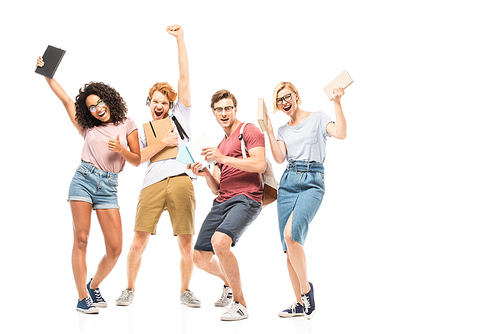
[257, 98, 268, 132]
[143, 118, 178, 162]
[323, 70, 353, 100]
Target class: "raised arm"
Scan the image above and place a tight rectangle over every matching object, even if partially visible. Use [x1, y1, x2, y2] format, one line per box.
[167, 24, 191, 108]
[265, 111, 287, 164]
[326, 87, 347, 140]
[36, 57, 82, 133]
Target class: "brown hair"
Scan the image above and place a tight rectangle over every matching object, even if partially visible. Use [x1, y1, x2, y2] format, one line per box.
[146, 82, 178, 107]
[272, 81, 301, 113]
[210, 89, 237, 109]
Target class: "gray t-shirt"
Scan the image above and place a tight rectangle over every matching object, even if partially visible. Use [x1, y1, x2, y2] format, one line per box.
[139, 100, 195, 189]
[277, 111, 333, 163]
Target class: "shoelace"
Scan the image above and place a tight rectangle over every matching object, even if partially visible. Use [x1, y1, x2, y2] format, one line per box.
[120, 290, 131, 299]
[93, 288, 104, 302]
[85, 297, 93, 307]
[226, 303, 242, 316]
[287, 302, 299, 313]
[219, 287, 231, 300]
[301, 295, 311, 312]
[184, 290, 199, 302]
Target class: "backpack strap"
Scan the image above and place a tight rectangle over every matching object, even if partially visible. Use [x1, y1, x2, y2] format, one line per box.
[238, 122, 264, 186]
[239, 123, 248, 158]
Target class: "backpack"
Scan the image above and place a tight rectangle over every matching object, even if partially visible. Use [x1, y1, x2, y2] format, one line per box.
[239, 123, 278, 207]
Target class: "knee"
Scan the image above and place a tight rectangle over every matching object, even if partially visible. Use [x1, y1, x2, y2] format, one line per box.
[180, 244, 193, 259]
[211, 234, 231, 257]
[178, 237, 194, 259]
[129, 235, 148, 256]
[74, 233, 89, 251]
[192, 250, 209, 269]
[107, 245, 122, 260]
[284, 228, 294, 245]
[284, 232, 301, 251]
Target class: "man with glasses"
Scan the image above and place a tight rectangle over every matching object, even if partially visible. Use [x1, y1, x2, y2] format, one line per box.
[187, 89, 266, 321]
[115, 25, 201, 308]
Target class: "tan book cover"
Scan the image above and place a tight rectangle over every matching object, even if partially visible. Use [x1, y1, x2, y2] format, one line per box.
[143, 118, 178, 162]
[323, 70, 353, 100]
[257, 98, 268, 132]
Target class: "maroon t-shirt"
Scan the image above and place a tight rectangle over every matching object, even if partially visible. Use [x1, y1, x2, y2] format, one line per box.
[216, 123, 265, 204]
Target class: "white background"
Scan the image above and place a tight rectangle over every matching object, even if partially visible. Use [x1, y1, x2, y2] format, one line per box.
[1, 0, 499, 333]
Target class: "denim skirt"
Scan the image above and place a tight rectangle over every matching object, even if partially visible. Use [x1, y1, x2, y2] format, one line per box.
[277, 160, 325, 252]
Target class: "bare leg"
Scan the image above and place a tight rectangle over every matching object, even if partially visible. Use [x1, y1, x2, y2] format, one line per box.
[177, 234, 194, 293]
[90, 208, 123, 289]
[70, 201, 93, 300]
[193, 250, 229, 286]
[212, 232, 246, 307]
[126, 231, 151, 292]
[284, 212, 310, 296]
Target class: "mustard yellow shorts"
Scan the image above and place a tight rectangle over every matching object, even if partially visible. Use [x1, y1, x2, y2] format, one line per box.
[134, 174, 195, 235]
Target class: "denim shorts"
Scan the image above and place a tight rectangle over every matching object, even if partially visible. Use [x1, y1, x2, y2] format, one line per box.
[68, 161, 120, 210]
[194, 195, 262, 252]
[277, 160, 325, 252]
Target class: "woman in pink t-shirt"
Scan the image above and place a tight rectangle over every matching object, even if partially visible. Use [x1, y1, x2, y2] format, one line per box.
[36, 57, 140, 314]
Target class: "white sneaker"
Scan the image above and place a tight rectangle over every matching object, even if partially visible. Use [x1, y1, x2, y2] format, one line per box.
[180, 289, 201, 308]
[116, 289, 134, 306]
[220, 302, 249, 321]
[214, 285, 232, 307]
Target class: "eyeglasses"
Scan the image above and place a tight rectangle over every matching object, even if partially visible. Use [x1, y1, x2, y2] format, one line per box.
[89, 100, 105, 113]
[276, 92, 296, 105]
[213, 106, 235, 114]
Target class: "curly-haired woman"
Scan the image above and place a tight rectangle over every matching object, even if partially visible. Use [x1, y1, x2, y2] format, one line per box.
[36, 57, 141, 314]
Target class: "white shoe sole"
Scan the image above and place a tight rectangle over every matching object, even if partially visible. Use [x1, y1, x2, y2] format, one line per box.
[76, 307, 99, 314]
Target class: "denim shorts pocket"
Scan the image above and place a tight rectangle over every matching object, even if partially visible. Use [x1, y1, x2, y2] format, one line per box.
[76, 165, 90, 177]
[108, 176, 119, 187]
[319, 172, 325, 182]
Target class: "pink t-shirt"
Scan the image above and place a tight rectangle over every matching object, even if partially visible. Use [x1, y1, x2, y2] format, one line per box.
[216, 123, 265, 203]
[80, 118, 138, 173]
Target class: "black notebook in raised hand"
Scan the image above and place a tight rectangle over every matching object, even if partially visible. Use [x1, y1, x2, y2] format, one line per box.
[35, 45, 66, 79]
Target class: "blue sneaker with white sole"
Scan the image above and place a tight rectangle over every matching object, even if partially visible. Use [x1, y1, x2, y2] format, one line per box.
[76, 297, 99, 314]
[87, 278, 107, 308]
[301, 282, 316, 319]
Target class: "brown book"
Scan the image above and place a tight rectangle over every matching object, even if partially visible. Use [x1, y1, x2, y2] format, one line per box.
[143, 118, 178, 162]
[257, 98, 268, 132]
[323, 70, 353, 100]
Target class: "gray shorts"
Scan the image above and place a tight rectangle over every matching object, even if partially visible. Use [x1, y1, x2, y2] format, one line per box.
[194, 195, 261, 252]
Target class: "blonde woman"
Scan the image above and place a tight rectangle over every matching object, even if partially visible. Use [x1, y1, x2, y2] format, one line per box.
[265, 82, 346, 319]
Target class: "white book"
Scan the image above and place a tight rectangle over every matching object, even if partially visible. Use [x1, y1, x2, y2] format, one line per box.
[176, 134, 215, 168]
[257, 98, 268, 132]
[323, 70, 353, 100]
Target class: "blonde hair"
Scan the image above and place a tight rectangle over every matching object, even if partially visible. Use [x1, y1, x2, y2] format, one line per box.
[146, 82, 178, 107]
[272, 81, 301, 113]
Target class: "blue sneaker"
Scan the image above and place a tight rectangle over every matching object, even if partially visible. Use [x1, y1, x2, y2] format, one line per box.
[301, 282, 316, 319]
[278, 301, 305, 317]
[87, 278, 107, 308]
[76, 297, 99, 314]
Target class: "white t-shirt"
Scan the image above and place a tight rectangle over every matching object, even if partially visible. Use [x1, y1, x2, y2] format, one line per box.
[139, 100, 195, 189]
[277, 111, 333, 163]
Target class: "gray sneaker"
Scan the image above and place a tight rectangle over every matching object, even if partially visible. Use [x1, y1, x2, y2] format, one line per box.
[214, 285, 232, 307]
[180, 289, 201, 308]
[116, 289, 134, 306]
